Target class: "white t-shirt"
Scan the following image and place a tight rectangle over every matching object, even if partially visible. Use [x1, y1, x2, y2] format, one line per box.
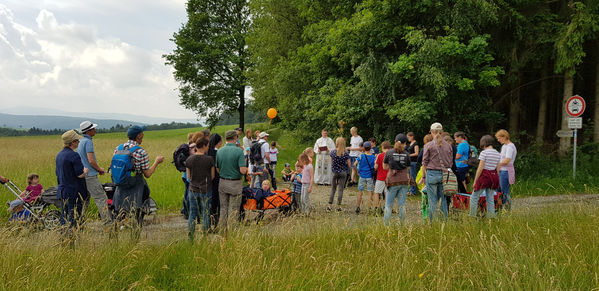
[260, 140, 270, 164]
[479, 148, 501, 170]
[350, 135, 363, 157]
[269, 148, 279, 162]
[242, 136, 251, 154]
[499, 143, 517, 171]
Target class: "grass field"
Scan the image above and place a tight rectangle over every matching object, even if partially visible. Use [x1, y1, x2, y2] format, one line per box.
[0, 203, 598, 289]
[1, 126, 599, 289]
[0, 123, 306, 220]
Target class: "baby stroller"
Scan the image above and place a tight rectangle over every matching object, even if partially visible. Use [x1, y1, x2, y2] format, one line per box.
[3, 180, 61, 230]
[241, 187, 293, 221]
[102, 182, 157, 219]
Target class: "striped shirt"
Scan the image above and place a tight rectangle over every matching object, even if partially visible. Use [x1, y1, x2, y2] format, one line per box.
[478, 148, 501, 171]
[114, 140, 150, 174]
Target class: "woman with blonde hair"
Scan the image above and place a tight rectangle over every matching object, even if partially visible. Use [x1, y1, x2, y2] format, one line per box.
[421, 123, 454, 221]
[495, 129, 517, 209]
[327, 137, 351, 212]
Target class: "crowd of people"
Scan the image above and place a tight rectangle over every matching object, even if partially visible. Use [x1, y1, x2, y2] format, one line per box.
[1, 120, 517, 241]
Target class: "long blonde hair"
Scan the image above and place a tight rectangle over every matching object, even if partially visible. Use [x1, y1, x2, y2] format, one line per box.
[431, 129, 443, 146]
[335, 137, 346, 156]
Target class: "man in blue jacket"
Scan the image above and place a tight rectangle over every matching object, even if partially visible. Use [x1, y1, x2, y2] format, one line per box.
[55, 130, 89, 229]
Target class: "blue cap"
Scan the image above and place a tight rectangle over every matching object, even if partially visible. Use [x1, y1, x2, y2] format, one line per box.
[127, 125, 146, 140]
[363, 141, 372, 149]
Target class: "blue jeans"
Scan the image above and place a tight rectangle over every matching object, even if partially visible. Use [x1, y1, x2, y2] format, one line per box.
[181, 177, 190, 217]
[384, 185, 409, 225]
[188, 190, 212, 240]
[499, 171, 511, 209]
[426, 170, 447, 221]
[469, 188, 496, 218]
[409, 162, 418, 194]
[60, 196, 84, 228]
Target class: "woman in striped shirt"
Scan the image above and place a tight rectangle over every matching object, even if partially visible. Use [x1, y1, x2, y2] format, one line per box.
[469, 135, 501, 218]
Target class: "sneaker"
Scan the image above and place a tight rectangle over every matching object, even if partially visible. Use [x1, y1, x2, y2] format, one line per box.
[326, 205, 332, 212]
[355, 207, 360, 214]
[337, 207, 342, 212]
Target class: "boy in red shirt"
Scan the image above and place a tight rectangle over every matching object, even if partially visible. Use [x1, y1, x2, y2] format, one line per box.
[373, 141, 392, 215]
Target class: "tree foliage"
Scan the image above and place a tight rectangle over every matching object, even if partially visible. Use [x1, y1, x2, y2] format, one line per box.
[165, 0, 250, 129]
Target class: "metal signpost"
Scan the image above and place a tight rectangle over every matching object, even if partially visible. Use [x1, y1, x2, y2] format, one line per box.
[565, 95, 585, 179]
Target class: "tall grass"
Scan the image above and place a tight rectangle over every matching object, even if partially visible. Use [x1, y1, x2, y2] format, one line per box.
[0, 203, 597, 289]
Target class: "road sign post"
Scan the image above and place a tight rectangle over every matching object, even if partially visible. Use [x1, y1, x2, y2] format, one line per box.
[566, 95, 585, 179]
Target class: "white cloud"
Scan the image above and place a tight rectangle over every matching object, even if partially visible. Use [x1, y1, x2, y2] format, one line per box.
[0, 3, 197, 120]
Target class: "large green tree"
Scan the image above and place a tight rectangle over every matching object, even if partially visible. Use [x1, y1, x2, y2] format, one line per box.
[165, 0, 250, 129]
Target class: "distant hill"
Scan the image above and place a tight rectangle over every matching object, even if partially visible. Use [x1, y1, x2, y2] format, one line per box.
[0, 113, 146, 130]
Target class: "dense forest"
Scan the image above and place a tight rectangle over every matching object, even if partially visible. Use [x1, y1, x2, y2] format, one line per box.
[242, 0, 598, 153]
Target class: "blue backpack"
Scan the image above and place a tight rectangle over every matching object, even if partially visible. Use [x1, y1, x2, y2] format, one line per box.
[110, 144, 141, 185]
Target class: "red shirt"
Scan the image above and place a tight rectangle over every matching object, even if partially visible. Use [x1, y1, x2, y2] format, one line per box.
[375, 153, 388, 181]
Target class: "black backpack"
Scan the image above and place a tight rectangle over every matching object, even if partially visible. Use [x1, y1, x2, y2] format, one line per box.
[173, 143, 190, 172]
[466, 145, 479, 168]
[249, 140, 264, 165]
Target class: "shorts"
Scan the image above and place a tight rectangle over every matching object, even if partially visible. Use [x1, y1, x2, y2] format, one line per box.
[374, 180, 387, 194]
[358, 177, 374, 192]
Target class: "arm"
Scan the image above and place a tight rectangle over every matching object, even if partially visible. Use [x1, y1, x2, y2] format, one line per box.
[308, 167, 314, 193]
[410, 145, 419, 157]
[87, 152, 105, 175]
[78, 168, 89, 178]
[143, 156, 165, 178]
[374, 155, 379, 171]
[0, 174, 7, 183]
[497, 158, 511, 167]
[211, 166, 215, 180]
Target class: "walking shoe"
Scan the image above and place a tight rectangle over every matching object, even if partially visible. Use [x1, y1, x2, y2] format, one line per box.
[337, 207, 342, 212]
[355, 207, 360, 214]
[326, 205, 332, 212]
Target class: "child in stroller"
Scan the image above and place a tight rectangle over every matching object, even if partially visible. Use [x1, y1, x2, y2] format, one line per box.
[3, 179, 61, 229]
[7, 173, 43, 213]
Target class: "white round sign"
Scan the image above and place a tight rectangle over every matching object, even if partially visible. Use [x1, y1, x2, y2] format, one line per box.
[566, 95, 585, 117]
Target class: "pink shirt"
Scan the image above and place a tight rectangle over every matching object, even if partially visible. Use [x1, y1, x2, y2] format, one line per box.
[24, 184, 44, 203]
[301, 164, 313, 184]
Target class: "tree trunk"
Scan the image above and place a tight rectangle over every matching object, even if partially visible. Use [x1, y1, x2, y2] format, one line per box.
[594, 48, 599, 142]
[238, 86, 245, 131]
[536, 66, 549, 144]
[559, 72, 574, 156]
[509, 74, 520, 135]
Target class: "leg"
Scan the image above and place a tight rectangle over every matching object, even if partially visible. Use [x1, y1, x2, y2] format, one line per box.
[329, 172, 339, 205]
[188, 191, 200, 241]
[218, 192, 230, 230]
[85, 176, 111, 223]
[439, 183, 448, 218]
[200, 192, 212, 232]
[409, 162, 418, 194]
[456, 167, 468, 193]
[426, 171, 441, 222]
[300, 185, 308, 214]
[469, 189, 483, 217]
[384, 186, 399, 225]
[397, 186, 408, 223]
[337, 172, 347, 205]
[182, 177, 190, 218]
[499, 171, 511, 210]
[486, 189, 496, 218]
[229, 194, 242, 228]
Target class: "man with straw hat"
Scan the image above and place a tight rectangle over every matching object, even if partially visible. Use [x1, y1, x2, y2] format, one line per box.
[55, 129, 89, 229]
[77, 121, 111, 224]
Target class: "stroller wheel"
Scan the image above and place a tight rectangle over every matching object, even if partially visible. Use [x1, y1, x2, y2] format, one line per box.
[43, 210, 61, 230]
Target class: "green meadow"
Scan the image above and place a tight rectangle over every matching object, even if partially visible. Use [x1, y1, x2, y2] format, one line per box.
[1, 125, 598, 289]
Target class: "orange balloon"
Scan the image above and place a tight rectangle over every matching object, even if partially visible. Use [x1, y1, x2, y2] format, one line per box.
[267, 108, 277, 119]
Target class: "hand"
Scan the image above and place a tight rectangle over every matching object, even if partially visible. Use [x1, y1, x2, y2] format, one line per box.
[83, 168, 89, 175]
[308, 186, 312, 193]
[0, 176, 7, 183]
[155, 156, 165, 164]
[98, 167, 106, 175]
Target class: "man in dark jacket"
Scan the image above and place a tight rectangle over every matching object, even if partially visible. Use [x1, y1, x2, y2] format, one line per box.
[55, 130, 89, 229]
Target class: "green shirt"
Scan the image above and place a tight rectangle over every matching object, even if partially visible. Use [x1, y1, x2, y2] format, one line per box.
[216, 143, 246, 179]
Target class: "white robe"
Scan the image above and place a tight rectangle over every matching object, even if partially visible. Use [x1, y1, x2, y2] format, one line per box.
[313, 137, 335, 184]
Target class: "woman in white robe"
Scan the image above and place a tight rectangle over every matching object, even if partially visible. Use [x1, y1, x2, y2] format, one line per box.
[314, 129, 335, 185]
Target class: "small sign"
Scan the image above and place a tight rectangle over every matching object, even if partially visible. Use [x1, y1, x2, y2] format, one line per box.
[556, 130, 573, 138]
[568, 117, 582, 129]
[566, 95, 586, 117]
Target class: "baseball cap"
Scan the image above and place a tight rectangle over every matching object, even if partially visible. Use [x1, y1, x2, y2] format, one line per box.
[79, 121, 98, 133]
[225, 130, 237, 140]
[395, 133, 408, 144]
[430, 122, 443, 131]
[127, 125, 146, 140]
[363, 141, 372, 149]
[259, 132, 269, 138]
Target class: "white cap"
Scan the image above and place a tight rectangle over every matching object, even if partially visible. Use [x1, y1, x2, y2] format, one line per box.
[430, 122, 443, 131]
[259, 132, 269, 138]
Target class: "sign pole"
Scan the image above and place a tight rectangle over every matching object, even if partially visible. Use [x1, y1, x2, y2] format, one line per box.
[573, 129, 577, 179]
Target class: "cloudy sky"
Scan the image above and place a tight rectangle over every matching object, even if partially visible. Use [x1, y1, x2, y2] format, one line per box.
[0, 0, 201, 120]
